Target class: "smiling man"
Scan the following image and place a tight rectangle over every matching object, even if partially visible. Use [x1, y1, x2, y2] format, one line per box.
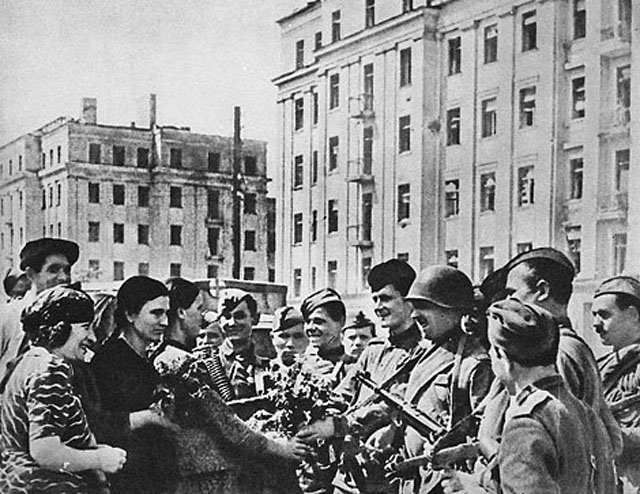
[592, 275, 640, 492]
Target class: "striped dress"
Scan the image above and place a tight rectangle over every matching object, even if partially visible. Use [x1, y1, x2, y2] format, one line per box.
[0, 346, 98, 493]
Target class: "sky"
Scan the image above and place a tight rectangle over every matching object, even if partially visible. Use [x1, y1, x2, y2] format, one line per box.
[0, 0, 301, 148]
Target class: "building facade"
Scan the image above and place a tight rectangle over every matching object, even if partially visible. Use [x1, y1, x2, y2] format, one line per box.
[274, 0, 637, 347]
[0, 97, 275, 284]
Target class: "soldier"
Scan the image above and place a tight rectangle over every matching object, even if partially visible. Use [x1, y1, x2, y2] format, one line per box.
[400, 266, 493, 494]
[478, 248, 622, 458]
[218, 288, 270, 399]
[333, 311, 375, 384]
[592, 275, 640, 492]
[270, 305, 309, 369]
[443, 298, 616, 494]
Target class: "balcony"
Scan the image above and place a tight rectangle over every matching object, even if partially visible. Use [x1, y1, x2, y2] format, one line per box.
[205, 216, 224, 226]
[602, 106, 631, 135]
[347, 224, 373, 249]
[598, 192, 628, 221]
[601, 22, 631, 57]
[347, 158, 374, 184]
[349, 93, 374, 120]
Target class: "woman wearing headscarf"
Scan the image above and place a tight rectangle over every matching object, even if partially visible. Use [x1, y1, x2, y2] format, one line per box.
[0, 285, 126, 493]
[90, 276, 177, 494]
[152, 277, 307, 494]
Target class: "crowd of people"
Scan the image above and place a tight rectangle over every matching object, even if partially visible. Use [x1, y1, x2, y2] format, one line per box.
[0, 236, 639, 494]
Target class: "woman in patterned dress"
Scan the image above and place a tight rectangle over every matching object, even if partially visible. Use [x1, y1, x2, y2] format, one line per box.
[0, 285, 126, 494]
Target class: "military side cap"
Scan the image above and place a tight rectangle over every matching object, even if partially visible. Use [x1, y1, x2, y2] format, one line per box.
[504, 247, 575, 280]
[218, 288, 256, 316]
[20, 238, 79, 271]
[300, 287, 344, 320]
[594, 275, 640, 305]
[405, 265, 474, 309]
[487, 298, 558, 366]
[273, 306, 304, 333]
[367, 259, 416, 295]
[343, 311, 374, 331]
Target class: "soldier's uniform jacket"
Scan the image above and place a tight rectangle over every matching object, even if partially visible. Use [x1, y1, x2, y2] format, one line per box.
[498, 375, 616, 494]
[401, 332, 493, 494]
[219, 339, 270, 399]
[599, 343, 640, 491]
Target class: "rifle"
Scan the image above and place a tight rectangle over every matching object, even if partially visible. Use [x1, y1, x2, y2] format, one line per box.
[610, 392, 640, 416]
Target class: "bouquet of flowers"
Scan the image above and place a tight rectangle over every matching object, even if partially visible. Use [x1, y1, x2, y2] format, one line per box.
[246, 359, 336, 439]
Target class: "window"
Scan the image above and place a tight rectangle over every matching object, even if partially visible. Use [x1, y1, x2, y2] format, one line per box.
[170, 148, 182, 168]
[402, 0, 413, 13]
[138, 224, 149, 245]
[88, 222, 100, 242]
[397, 184, 410, 221]
[311, 266, 317, 290]
[484, 25, 498, 63]
[88, 260, 100, 276]
[327, 260, 338, 289]
[522, 11, 537, 51]
[572, 77, 586, 119]
[448, 37, 461, 75]
[169, 186, 182, 208]
[244, 230, 256, 251]
[573, 0, 586, 39]
[244, 193, 257, 214]
[615, 149, 630, 193]
[207, 265, 218, 278]
[397, 253, 409, 262]
[295, 98, 304, 130]
[20, 190, 24, 209]
[328, 199, 339, 233]
[89, 183, 100, 203]
[113, 184, 125, 205]
[207, 227, 219, 256]
[311, 210, 318, 242]
[332, 10, 341, 42]
[329, 74, 340, 109]
[446, 250, 459, 268]
[113, 145, 125, 166]
[56, 147, 60, 164]
[445, 180, 460, 218]
[616, 65, 631, 125]
[399, 115, 411, 153]
[293, 269, 302, 297]
[312, 90, 319, 125]
[517, 242, 533, 254]
[170, 263, 182, 278]
[139, 262, 150, 276]
[170, 225, 182, 246]
[315, 31, 322, 51]
[518, 166, 535, 206]
[49, 150, 53, 166]
[113, 223, 124, 244]
[294, 213, 303, 244]
[362, 257, 372, 289]
[48, 186, 53, 208]
[137, 147, 149, 168]
[244, 156, 257, 175]
[89, 143, 101, 164]
[362, 193, 372, 241]
[365, 0, 375, 28]
[363, 126, 374, 174]
[400, 48, 412, 87]
[41, 190, 46, 209]
[481, 98, 497, 137]
[138, 186, 150, 207]
[208, 189, 220, 219]
[567, 233, 581, 273]
[208, 152, 220, 172]
[446, 108, 461, 145]
[363, 63, 374, 111]
[569, 158, 584, 200]
[296, 39, 304, 69]
[479, 246, 495, 279]
[613, 233, 627, 275]
[480, 172, 496, 212]
[329, 136, 339, 171]
[243, 267, 255, 281]
[293, 155, 304, 188]
[311, 150, 319, 185]
[114, 262, 125, 281]
[268, 202, 276, 252]
[41, 153, 45, 167]
[519, 87, 536, 128]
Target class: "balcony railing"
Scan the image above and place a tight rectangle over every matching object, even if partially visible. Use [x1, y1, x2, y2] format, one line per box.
[601, 21, 631, 43]
[349, 93, 375, 119]
[347, 224, 373, 248]
[598, 192, 628, 215]
[347, 158, 374, 183]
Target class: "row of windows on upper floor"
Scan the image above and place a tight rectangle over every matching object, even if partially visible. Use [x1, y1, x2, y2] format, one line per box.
[83, 143, 259, 175]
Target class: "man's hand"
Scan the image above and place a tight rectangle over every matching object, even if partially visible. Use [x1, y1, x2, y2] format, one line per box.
[267, 437, 312, 462]
[364, 423, 397, 453]
[94, 445, 127, 474]
[296, 417, 335, 443]
[441, 469, 487, 494]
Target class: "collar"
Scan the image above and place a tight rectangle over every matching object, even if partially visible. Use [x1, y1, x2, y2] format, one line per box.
[388, 323, 422, 350]
[220, 339, 255, 360]
[119, 333, 149, 360]
[318, 344, 344, 364]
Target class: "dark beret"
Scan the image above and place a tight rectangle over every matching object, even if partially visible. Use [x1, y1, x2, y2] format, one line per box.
[300, 288, 344, 320]
[273, 306, 304, 333]
[367, 259, 417, 295]
[343, 311, 375, 332]
[20, 238, 79, 271]
[406, 265, 474, 309]
[595, 275, 640, 305]
[218, 288, 256, 316]
[487, 298, 558, 366]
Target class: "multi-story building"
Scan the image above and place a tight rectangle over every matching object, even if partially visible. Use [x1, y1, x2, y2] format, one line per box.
[274, 0, 637, 348]
[0, 96, 274, 284]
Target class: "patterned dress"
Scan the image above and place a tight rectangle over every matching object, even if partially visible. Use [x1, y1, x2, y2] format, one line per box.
[0, 346, 99, 494]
